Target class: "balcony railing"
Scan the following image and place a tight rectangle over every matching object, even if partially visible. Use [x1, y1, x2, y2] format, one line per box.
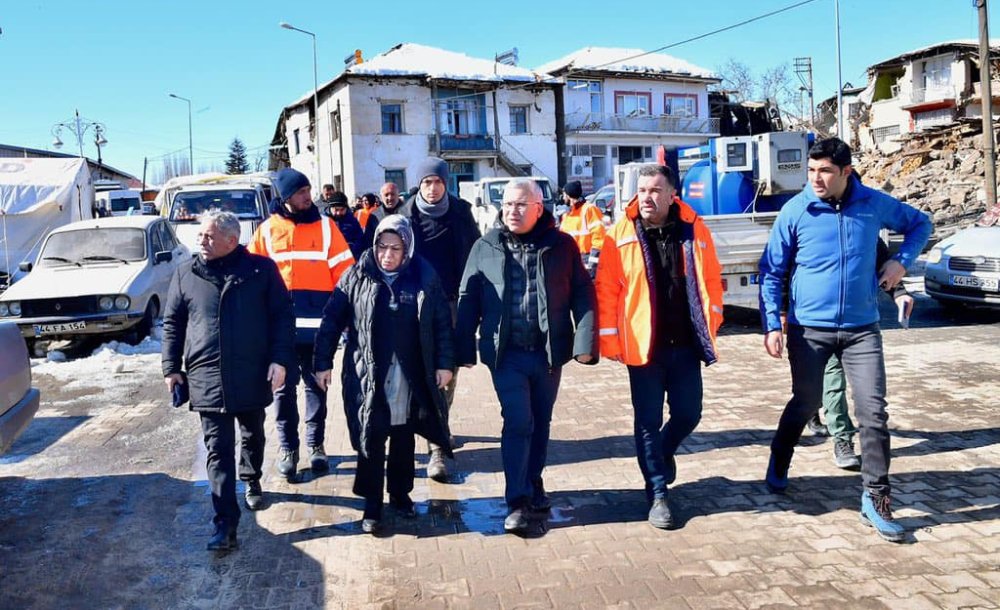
[566, 111, 720, 135]
[910, 85, 957, 104]
[428, 134, 495, 152]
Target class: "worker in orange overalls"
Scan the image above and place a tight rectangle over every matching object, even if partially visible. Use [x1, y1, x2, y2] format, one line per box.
[595, 164, 722, 531]
[558, 180, 605, 277]
[249, 168, 355, 483]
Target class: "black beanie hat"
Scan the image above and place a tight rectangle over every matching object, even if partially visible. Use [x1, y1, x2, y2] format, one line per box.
[274, 168, 311, 199]
[328, 191, 350, 208]
[415, 157, 449, 184]
[563, 180, 583, 199]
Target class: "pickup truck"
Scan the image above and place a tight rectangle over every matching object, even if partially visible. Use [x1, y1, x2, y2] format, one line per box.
[0, 321, 40, 454]
[156, 173, 274, 251]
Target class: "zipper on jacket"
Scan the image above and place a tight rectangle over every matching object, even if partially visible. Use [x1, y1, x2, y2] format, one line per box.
[837, 209, 846, 328]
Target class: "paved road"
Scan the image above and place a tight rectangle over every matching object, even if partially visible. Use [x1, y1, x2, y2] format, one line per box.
[1, 294, 998, 609]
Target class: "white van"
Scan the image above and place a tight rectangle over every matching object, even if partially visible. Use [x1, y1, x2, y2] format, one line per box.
[157, 173, 273, 250]
[96, 189, 143, 217]
[459, 176, 556, 234]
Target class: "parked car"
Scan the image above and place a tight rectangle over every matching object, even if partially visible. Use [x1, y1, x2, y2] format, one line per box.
[0, 321, 40, 454]
[0, 216, 190, 351]
[587, 184, 616, 217]
[923, 225, 1000, 308]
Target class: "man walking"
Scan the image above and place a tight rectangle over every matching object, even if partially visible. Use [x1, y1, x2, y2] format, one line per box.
[759, 137, 931, 542]
[559, 180, 605, 277]
[162, 210, 294, 551]
[457, 178, 597, 534]
[595, 164, 723, 530]
[362, 181, 411, 246]
[407, 157, 481, 481]
[322, 190, 366, 260]
[249, 168, 355, 481]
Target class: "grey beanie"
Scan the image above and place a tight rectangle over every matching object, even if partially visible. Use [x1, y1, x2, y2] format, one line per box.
[373, 214, 415, 261]
[415, 157, 449, 184]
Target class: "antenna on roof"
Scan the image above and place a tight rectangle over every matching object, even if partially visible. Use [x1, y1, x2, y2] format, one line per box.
[495, 47, 518, 67]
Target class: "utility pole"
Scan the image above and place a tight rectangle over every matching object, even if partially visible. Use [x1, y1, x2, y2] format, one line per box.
[977, 0, 997, 218]
[834, 0, 844, 140]
[794, 57, 815, 128]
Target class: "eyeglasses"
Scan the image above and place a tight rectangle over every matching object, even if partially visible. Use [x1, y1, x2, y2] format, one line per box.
[501, 200, 540, 212]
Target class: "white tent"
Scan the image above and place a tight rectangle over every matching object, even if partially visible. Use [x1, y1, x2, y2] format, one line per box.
[0, 157, 95, 284]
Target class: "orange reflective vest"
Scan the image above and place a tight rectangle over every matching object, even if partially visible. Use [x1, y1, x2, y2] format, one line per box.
[559, 201, 606, 270]
[355, 206, 375, 230]
[595, 196, 723, 366]
[249, 213, 355, 337]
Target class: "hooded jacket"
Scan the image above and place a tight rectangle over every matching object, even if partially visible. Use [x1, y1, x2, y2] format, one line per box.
[759, 175, 931, 332]
[456, 209, 598, 369]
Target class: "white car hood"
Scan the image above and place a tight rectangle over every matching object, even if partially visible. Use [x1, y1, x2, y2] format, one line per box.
[939, 227, 1000, 258]
[1, 263, 143, 300]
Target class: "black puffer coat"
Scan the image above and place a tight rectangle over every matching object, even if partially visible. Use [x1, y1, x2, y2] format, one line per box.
[456, 210, 598, 370]
[161, 246, 295, 413]
[313, 249, 455, 459]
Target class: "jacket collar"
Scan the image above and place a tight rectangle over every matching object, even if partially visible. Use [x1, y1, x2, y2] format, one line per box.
[624, 195, 698, 225]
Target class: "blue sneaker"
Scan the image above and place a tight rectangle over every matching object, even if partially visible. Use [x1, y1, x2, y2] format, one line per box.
[860, 491, 905, 542]
[765, 453, 789, 494]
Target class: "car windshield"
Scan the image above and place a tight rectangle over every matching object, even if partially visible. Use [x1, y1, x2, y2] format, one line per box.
[169, 189, 260, 222]
[39, 228, 147, 266]
[111, 197, 141, 212]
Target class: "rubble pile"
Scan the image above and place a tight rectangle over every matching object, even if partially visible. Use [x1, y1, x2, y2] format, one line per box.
[854, 121, 994, 235]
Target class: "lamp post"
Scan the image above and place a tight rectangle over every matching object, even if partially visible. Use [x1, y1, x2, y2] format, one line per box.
[52, 109, 109, 177]
[280, 21, 322, 185]
[168, 93, 194, 175]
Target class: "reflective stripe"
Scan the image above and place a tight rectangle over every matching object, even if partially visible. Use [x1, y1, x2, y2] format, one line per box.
[599, 328, 618, 336]
[296, 317, 322, 329]
[328, 250, 353, 268]
[616, 235, 638, 247]
[566, 229, 590, 237]
[270, 250, 326, 262]
[588, 255, 600, 264]
[320, 217, 332, 254]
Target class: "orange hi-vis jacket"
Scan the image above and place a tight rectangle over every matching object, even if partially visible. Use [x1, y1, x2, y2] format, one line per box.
[594, 195, 723, 366]
[559, 201, 606, 270]
[249, 211, 355, 343]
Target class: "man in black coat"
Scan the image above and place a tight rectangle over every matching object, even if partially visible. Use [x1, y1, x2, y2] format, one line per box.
[456, 178, 598, 535]
[406, 157, 481, 482]
[361, 181, 412, 247]
[321, 190, 366, 260]
[162, 210, 295, 552]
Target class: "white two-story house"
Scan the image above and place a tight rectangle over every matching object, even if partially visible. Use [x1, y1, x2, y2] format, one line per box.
[537, 47, 721, 193]
[858, 40, 1000, 152]
[270, 43, 559, 196]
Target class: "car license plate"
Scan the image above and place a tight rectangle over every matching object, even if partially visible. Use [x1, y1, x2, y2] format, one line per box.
[951, 275, 999, 291]
[33, 321, 87, 336]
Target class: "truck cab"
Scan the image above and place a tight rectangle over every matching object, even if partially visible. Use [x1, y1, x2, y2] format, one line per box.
[157, 173, 273, 251]
[460, 176, 557, 234]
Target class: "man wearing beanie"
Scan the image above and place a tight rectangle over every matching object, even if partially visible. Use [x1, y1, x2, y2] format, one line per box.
[405, 156, 480, 482]
[322, 190, 366, 260]
[559, 180, 606, 278]
[249, 168, 356, 481]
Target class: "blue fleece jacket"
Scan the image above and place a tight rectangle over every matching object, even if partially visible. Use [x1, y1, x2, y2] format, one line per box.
[759, 175, 931, 332]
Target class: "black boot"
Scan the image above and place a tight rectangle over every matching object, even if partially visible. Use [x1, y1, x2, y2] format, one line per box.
[207, 523, 238, 552]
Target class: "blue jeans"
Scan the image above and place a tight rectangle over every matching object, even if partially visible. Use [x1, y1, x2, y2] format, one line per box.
[772, 323, 891, 496]
[490, 348, 562, 508]
[627, 346, 703, 503]
[273, 344, 327, 451]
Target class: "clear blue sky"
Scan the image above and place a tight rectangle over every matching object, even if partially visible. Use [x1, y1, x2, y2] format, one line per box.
[0, 0, 989, 182]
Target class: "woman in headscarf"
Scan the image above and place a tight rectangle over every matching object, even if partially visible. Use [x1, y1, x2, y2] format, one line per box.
[313, 215, 454, 534]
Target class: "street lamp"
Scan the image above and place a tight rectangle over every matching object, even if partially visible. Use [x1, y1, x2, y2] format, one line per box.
[52, 109, 108, 174]
[168, 93, 194, 175]
[280, 21, 322, 185]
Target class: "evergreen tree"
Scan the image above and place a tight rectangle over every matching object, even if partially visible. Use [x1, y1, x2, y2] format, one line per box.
[225, 137, 250, 175]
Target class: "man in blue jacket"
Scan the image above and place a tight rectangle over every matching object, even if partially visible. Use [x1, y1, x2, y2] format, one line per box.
[758, 138, 931, 542]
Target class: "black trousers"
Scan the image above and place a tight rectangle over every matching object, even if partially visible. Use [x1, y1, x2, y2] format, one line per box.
[199, 409, 266, 528]
[354, 421, 416, 519]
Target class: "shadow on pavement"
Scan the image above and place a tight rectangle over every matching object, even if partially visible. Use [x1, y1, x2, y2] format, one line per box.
[0, 415, 89, 464]
[0, 473, 326, 609]
[891, 426, 1000, 457]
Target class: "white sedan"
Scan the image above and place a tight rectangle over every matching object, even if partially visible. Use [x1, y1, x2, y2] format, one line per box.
[0, 216, 190, 351]
[923, 225, 1000, 308]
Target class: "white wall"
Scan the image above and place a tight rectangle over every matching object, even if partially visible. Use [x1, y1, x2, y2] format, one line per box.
[564, 76, 712, 118]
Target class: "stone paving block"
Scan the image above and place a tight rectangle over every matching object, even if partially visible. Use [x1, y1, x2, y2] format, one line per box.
[732, 586, 800, 610]
[879, 593, 959, 610]
[682, 591, 746, 610]
[923, 570, 990, 593]
[877, 575, 944, 597]
[928, 589, 998, 609]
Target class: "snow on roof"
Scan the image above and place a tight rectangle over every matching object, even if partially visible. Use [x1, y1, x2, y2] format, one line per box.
[537, 47, 717, 80]
[287, 43, 547, 109]
[348, 43, 541, 82]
